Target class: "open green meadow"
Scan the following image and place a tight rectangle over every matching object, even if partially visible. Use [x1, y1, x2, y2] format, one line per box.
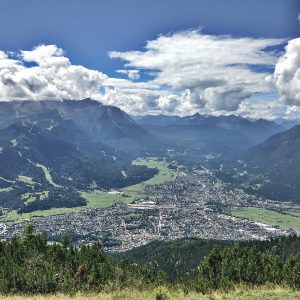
[80, 158, 176, 206]
[131, 158, 176, 186]
[0, 286, 299, 300]
[2, 158, 176, 224]
[17, 175, 36, 185]
[231, 207, 300, 231]
[3, 206, 86, 224]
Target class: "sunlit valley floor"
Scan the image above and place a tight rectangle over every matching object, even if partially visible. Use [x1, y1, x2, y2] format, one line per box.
[1, 156, 299, 252]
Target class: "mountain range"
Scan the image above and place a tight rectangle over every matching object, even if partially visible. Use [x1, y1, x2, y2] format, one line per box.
[134, 113, 286, 160]
[0, 100, 158, 212]
[0, 99, 299, 212]
[135, 113, 285, 144]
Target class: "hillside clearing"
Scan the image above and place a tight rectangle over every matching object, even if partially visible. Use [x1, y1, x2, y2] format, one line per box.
[35, 163, 61, 187]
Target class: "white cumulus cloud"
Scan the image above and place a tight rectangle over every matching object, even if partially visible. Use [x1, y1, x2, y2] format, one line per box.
[0, 45, 107, 101]
[109, 30, 285, 114]
[116, 69, 140, 80]
[0, 34, 298, 119]
[274, 38, 300, 106]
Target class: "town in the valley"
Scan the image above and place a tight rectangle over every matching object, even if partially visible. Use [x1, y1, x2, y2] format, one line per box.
[0, 160, 299, 252]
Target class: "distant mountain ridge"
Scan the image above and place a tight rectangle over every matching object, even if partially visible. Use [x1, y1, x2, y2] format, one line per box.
[0, 99, 149, 145]
[134, 113, 285, 145]
[132, 114, 181, 126]
[275, 118, 300, 130]
[134, 113, 285, 159]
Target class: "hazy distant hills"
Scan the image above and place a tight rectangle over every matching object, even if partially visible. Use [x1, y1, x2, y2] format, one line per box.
[135, 113, 285, 145]
[0, 100, 285, 158]
[134, 113, 285, 158]
[275, 118, 300, 129]
[133, 114, 181, 126]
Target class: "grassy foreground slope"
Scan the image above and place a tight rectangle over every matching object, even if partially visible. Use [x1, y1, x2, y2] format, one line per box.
[1, 287, 300, 300]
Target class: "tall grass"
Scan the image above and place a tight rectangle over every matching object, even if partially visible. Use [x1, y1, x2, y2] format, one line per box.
[0, 286, 299, 300]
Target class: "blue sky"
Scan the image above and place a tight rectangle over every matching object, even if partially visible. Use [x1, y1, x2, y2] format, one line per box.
[0, 0, 298, 76]
[0, 0, 299, 118]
